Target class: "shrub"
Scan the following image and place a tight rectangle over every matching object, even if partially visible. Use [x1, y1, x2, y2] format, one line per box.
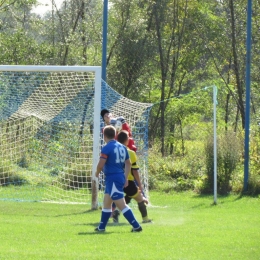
[0, 160, 27, 185]
[247, 129, 260, 195]
[17, 156, 29, 168]
[204, 131, 242, 195]
[248, 173, 260, 195]
[55, 162, 92, 190]
[148, 142, 206, 192]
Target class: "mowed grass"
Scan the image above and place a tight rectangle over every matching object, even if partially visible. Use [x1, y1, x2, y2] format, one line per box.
[0, 192, 259, 260]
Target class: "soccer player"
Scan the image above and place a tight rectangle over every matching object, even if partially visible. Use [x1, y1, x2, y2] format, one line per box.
[113, 130, 152, 223]
[100, 108, 137, 152]
[94, 125, 142, 232]
[100, 108, 137, 222]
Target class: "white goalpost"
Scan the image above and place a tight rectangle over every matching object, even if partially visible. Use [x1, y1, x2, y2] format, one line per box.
[0, 65, 152, 209]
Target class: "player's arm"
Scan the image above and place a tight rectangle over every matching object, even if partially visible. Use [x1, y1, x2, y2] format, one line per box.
[124, 158, 131, 180]
[128, 138, 137, 152]
[124, 151, 131, 187]
[132, 169, 143, 192]
[95, 154, 107, 177]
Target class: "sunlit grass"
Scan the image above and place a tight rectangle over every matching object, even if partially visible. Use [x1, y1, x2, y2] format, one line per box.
[0, 192, 259, 260]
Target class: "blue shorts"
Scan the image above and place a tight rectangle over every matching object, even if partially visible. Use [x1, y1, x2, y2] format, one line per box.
[105, 174, 125, 200]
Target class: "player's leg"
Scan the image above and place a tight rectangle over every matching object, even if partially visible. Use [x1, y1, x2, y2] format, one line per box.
[110, 201, 119, 223]
[112, 182, 135, 223]
[95, 193, 113, 231]
[111, 207, 120, 223]
[124, 195, 132, 204]
[126, 181, 152, 223]
[114, 198, 142, 232]
[95, 178, 115, 231]
[136, 198, 152, 223]
[110, 180, 142, 232]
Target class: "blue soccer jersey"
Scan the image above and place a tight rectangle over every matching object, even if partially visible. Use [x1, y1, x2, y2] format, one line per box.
[100, 140, 129, 176]
[100, 140, 130, 200]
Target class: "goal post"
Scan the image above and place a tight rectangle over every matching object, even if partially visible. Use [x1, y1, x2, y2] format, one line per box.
[91, 68, 101, 210]
[0, 65, 102, 207]
[0, 65, 152, 207]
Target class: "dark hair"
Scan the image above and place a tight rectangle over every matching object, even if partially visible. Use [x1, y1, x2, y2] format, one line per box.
[103, 125, 116, 139]
[117, 130, 129, 144]
[100, 109, 110, 120]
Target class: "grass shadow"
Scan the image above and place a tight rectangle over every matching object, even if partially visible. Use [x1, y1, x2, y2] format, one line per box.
[80, 222, 128, 227]
[78, 231, 113, 235]
[54, 208, 99, 217]
[190, 192, 254, 205]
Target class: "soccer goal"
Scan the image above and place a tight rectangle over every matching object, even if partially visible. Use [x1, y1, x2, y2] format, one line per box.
[0, 65, 152, 208]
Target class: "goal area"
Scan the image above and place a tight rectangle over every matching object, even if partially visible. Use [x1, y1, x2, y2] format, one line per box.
[0, 65, 152, 208]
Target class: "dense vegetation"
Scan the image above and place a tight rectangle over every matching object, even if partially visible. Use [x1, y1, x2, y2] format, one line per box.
[0, 0, 260, 194]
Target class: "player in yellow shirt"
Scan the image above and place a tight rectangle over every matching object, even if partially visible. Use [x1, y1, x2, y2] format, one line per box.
[114, 130, 152, 223]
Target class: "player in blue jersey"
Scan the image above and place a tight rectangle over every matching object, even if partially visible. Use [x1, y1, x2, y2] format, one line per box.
[95, 125, 142, 232]
[100, 108, 137, 222]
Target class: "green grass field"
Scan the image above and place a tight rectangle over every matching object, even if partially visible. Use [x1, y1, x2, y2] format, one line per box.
[0, 191, 259, 260]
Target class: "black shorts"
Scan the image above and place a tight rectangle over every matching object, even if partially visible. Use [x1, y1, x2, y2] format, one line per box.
[123, 180, 139, 197]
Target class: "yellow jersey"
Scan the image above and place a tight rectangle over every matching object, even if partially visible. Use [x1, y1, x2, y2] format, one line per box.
[127, 148, 139, 181]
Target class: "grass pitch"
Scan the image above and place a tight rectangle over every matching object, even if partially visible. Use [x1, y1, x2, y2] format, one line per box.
[0, 192, 259, 260]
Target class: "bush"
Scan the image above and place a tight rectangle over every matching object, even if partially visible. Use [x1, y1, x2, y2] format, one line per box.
[247, 129, 260, 195]
[0, 160, 27, 185]
[148, 143, 206, 192]
[55, 162, 92, 190]
[248, 173, 260, 195]
[204, 131, 242, 195]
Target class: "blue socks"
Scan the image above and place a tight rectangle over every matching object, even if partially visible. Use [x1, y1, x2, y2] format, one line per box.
[98, 208, 112, 230]
[98, 206, 140, 230]
[122, 206, 140, 229]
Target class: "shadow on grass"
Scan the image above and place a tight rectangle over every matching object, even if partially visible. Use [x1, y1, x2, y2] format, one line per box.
[54, 208, 100, 217]
[191, 192, 249, 205]
[79, 222, 128, 227]
[78, 231, 113, 235]
[78, 222, 128, 235]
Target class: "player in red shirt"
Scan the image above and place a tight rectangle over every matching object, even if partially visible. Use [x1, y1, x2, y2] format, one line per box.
[100, 109, 137, 152]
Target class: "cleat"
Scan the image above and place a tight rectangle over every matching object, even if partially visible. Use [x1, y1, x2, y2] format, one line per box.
[94, 227, 105, 232]
[112, 209, 120, 223]
[131, 226, 143, 232]
[142, 219, 152, 223]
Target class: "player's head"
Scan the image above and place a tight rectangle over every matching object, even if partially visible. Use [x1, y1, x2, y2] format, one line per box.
[117, 130, 129, 146]
[103, 125, 116, 140]
[100, 109, 112, 124]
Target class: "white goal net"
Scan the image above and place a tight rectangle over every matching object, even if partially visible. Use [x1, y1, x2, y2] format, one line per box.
[0, 66, 152, 208]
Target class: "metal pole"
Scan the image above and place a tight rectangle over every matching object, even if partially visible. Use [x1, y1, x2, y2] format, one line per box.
[244, 0, 252, 191]
[213, 86, 217, 204]
[102, 0, 108, 81]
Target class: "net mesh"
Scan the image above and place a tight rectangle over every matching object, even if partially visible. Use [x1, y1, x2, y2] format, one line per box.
[0, 68, 152, 205]
[100, 81, 153, 200]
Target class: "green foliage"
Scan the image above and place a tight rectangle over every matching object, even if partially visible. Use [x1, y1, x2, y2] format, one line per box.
[248, 174, 260, 196]
[0, 31, 45, 64]
[17, 156, 29, 168]
[0, 160, 28, 185]
[1, 0, 260, 198]
[55, 161, 92, 190]
[0, 119, 94, 191]
[204, 131, 243, 195]
[247, 127, 260, 195]
[148, 142, 206, 192]
[148, 128, 249, 195]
